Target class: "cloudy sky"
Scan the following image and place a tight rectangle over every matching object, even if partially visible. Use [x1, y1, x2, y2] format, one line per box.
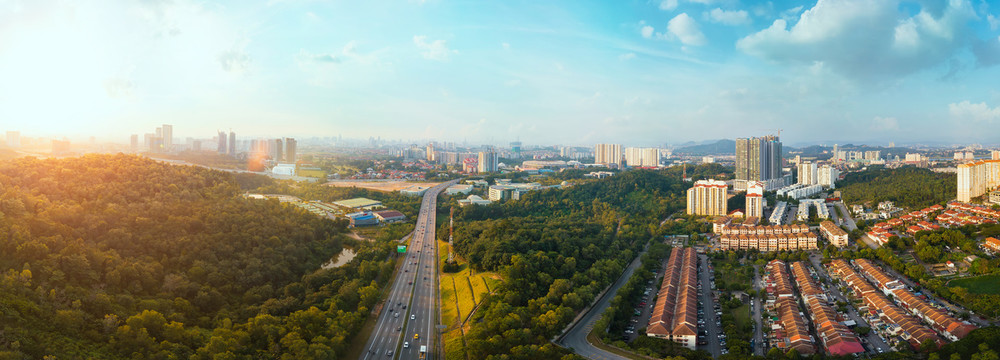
[2, 0, 1000, 147]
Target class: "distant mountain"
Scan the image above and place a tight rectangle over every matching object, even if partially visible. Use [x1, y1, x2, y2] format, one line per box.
[675, 139, 735, 155]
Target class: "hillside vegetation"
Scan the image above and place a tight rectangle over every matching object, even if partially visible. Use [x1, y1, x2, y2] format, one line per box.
[839, 166, 956, 209]
[0, 154, 394, 359]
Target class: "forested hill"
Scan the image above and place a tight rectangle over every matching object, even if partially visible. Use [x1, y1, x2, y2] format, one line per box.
[838, 166, 956, 209]
[0, 154, 386, 359]
[444, 170, 694, 359]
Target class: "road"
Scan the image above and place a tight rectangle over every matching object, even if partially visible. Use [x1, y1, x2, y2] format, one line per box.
[697, 254, 721, 358]
[361, 180, 457, 360]
[807, 254, 891, 354]
[557, 245, 649, 360]
[834, 202, 858, 231]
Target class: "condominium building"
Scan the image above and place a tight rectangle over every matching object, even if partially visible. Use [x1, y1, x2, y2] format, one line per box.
[647, 248, 698, 349]
[770, 201, 788, 225]
[478, 148, 499, 173]
[717, 225, 818, 251]
[594, 143, 623, 169]
[818, 165, 839, 189]
[819, 221, 849, 247]
[686, 179, 728, 216]
[956, 160, 1000, 202]
[798, 161, 817, 185]
[624, 147, 660, 167]
[778, 183, 824, 200]
[746, 181, 764, 219]
[736, 135, 783, 182]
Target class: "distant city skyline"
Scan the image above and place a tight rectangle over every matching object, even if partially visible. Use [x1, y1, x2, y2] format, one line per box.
[3, 1, 1000, 144]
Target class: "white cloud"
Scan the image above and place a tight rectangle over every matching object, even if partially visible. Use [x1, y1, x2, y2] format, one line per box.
[667, 13, 706, 46]
[502, 42, 510, 50]
[413, 35, 457, 61]
[707, 8, 750, 25]
[989, 14, 999, 31]
[641, 25, 655, 39]
[619, 52, 636, 60]
[870, 116, 899, 131]
[659, 0, 678, 11]
[218, 44, 250, 74]
[949, 101, 1000, 122]
[737, 0, 978, 81]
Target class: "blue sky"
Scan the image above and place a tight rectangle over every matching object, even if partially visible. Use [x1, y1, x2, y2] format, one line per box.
[2, 0, 1000, 147]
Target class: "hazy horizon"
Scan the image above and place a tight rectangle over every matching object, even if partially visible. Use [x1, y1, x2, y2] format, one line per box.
[3, 0, 1000, 145]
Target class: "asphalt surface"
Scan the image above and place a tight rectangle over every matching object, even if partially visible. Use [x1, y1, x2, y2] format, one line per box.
[361, 180, 457, 360]
[558, 246, 649, 360]
[697, 254, 722, 358]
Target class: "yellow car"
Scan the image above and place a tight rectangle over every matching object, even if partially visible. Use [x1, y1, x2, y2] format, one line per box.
[414, 333, 419, 340]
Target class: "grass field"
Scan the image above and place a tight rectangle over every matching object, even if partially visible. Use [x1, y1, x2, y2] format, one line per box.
[437, 239, 502, 359]
[732, 304, 751, 329]
[949, 274, 1000, 295]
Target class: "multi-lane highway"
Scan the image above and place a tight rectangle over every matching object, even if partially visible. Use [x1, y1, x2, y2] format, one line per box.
[361, 180, 457, 360]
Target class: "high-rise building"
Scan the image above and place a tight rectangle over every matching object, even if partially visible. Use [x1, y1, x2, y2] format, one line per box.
[735, 135, 782, 182]
[992, 150, 1000, 161]
[818, 165, 840, 189]
[746, 181, 764, 219]
[864, 151, 881, 161]
[285, 138, 297, 163]
[957, 160, 1000, 202]
[510, 141, 522, 159]
[427, 143, 435, 162]
[5, 131, 20, 148]
[228, 131, 236, 155]
[130, 134, 138, 152]
[478, 148, 498, 173]
[832, 144, 838, 161]
[798, 161, 818, 185]
[624, 147, 661, 167]
[560, 146, 577, 159]
[686, 179, 728, 216]
[594, 143, 623, 168]
[217, 131, 227, 154]
[270, 138, 283, 161]
[161, 124, 173, 151]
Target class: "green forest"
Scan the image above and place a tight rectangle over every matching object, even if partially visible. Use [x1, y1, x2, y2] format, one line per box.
[838, 166, 956, 209]
[438, 170, 691, 359]
[0, 154, 397, 359]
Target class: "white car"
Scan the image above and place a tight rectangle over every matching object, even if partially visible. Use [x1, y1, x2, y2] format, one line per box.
[404, 342, 409, 348]
[411, 314, 416, 320]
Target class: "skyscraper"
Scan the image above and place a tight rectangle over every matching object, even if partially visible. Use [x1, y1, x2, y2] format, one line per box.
[478, 148, 498, 173]
[271, 138, 283, 161]
[686, 179, 728, 216]
[798, 161, 817, 185]
[594, 143, 623, 168]
[735, 135, 783, 183]
[746, 181, 764, 219]
[217, 131, 227, 154]
[427, 142, 435, 162]
[130, 134, 138, 152]
[5, 131, 20, 148]
[228, 131, 236, 155]
[510, 141, 522, 159]
[161, 124, 173, 151]
[285, 138, 297, 163]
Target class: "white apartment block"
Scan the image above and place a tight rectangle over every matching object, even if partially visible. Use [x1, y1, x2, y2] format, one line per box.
[687, 179, 728, 216]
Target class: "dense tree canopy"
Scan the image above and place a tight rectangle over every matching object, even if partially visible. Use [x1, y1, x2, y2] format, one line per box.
[839, 166, 955, 209]
[0, 155, 394, 359]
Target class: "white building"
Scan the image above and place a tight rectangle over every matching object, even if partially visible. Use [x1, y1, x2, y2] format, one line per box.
[594, 143, 623, 169]
[798, 161, 818, 185]
[458, 195, 493, 206]
[818, 165, 840, 189]
[770, 201, 788, 225]
[624, 147, 661, 168]
[777, 183, 824, 199]
[687, 179, 728, 216]
[400, 186, 429, 196]
[746, 181, 764, 219]
[271, 163, 296, 176]
[445, 184, 473, 195]
[797, 199, 830, 221]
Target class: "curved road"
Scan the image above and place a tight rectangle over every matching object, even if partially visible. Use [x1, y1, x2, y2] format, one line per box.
[361, 180, 458, 360]
[557, 246, 648, 360]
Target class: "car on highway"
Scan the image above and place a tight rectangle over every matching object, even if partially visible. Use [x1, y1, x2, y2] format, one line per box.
[410, 314, 415, 320]
[414, 333, 419, 340]
[404, 342, 409, 348]
[386, 350, 393, 356]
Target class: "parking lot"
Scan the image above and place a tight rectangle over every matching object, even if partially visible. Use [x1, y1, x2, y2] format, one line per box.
[697, 254, 724, 357]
